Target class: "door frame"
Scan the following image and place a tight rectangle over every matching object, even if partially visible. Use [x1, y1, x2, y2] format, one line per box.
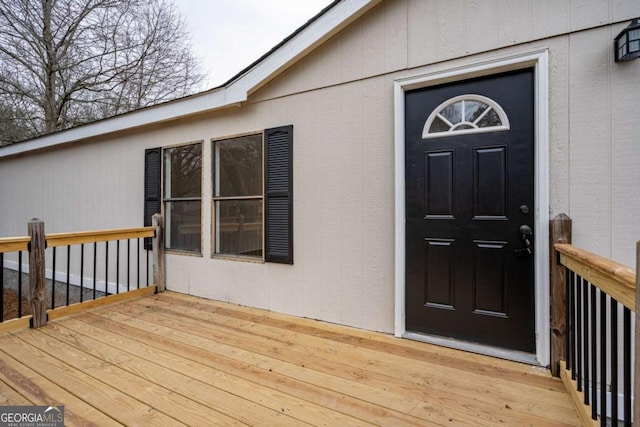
[393, 49, 550, 366]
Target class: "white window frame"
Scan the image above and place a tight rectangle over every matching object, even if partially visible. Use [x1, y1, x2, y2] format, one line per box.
[211, 133, 265, 261]
[162, 141, 204, 255]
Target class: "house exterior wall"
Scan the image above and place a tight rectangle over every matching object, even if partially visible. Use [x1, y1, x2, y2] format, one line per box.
[0, 0, 638, 334]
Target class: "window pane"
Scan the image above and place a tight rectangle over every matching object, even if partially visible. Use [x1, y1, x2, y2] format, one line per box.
[164, 144, 202, 198]
[214, 135, 262, 197]
[477, 108, 502, 127]
[165, 201, 201, 252]
[441, 102, 462, 124]
[464, 101, 488, 122]
[215, 199, 263, 257]
[429, 116, 450, 133]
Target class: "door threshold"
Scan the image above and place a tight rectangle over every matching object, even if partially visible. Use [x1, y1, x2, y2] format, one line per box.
[402, 331, 540, 366]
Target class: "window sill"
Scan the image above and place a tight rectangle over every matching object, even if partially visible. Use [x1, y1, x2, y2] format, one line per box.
[165, 249, 203, 258]
[211, 253, 264, 264]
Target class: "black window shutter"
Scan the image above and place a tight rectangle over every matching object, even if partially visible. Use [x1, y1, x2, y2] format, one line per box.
[144, 147, 161, 250]
[264, 125, 293, 264]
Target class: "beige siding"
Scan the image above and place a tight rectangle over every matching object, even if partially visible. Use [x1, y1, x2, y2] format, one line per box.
[1, 0, 639, 334]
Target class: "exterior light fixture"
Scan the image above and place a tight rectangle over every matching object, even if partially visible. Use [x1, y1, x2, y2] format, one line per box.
[614, 19, 640, 62]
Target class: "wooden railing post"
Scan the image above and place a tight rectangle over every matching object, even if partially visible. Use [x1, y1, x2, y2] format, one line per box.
[550, 213, 572, 376]
[28, 218, 47, 328]
[634, 240, 640, 427]
[152, 213, 165, 292]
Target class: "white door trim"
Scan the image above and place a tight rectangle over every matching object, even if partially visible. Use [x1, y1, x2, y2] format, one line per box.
[393, 49, 550, 366]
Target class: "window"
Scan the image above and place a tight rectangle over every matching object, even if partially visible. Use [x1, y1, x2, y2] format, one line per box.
[213, 134, 263, 258]
[422, 94, 509, 139]
[163, 142, 202, 252]
[145, 126, 292, 260]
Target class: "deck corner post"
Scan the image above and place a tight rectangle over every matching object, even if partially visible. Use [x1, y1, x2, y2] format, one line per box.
[28, 218, 47, 328]
[152, 213, 165, 292]
[634, 240, 640, 427]
[550, 213, 572, 376]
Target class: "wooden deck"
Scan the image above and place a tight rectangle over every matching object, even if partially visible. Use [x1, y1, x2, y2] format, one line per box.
[0, 292, 580, 426]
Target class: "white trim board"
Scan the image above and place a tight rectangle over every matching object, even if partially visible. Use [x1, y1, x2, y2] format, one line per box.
[394, 49, 550, 367]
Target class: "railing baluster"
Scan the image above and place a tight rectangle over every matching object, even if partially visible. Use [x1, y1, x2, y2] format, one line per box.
[105, 241, 109, 295]
[0, 253, 4, 321]
[576, 274, 583, 390]
[146, 246, 150, 287]
[93, 242, 97, 300]
[137, 238, 140, 289]
[51, 247, 56, 310]
[80, 244, 84, 303]
[18, 251, 22, 318]
[611, 298, 618, 424]
[623, 307, 631, 426]
[590, 283, 597, 419]
[583, 277, 589, 404]
[566, 269, 572, 372]
[570, 271, 577, 380]
[116, 240, 120, 295]
[600, 291, 607, 427]
[127, 239, 130, 292]
[66, 246, 70, 306]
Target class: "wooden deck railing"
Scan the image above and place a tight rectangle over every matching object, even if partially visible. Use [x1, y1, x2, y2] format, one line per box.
[551, 214, 638, 427]
[0, 214, 165, 331]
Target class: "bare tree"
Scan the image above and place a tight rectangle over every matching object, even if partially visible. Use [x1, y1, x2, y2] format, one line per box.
[0, 0, 204, 144]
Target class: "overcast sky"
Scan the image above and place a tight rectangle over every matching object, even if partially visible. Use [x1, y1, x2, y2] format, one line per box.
[174, 0, 334, 89]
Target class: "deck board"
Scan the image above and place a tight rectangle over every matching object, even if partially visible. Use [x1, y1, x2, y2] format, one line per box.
[0, 292, 580, 426]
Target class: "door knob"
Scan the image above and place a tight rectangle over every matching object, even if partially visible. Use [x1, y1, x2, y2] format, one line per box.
[519, 225, 532, 236]
[514, 225, 533, 257]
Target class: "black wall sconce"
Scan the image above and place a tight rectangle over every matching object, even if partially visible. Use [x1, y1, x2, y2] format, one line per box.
[614, 19, 640, 62]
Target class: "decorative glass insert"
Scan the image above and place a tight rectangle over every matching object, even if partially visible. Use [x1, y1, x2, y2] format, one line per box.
[422, 94, 510, 139]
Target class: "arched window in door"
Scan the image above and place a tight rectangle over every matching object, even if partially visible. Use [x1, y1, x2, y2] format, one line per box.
[422, 94, 510, 139]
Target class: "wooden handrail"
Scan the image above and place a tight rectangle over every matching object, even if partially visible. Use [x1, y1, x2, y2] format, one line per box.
[0, 236, 30, 253]
[555, 243, 636, 311]
[46, 226, 155, 247]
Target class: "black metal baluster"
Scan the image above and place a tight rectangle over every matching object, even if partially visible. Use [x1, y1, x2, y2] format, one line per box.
[611, 299, 618, 424]
[565, 268, 572, 372]
[146, 247, 149, 287]
[582, 277, 589, 404]
[623, 307, 631, 426]
[66, 246, 71, 306]
[51, 247, 56, 309]
[93, 242, 97, 300]
[116, 240, 120, 295]
[127, 239, 130, 292]
[600, 291, 607, 427]
[80, 244, 84, 303]
[105, 241, 109, 296]
[137, 238, 140, 289]
[0, 253, 4, 321]
[570, 271, 577, 380]
[18, 251, 22, 318]
[576, 274, 582, 390]
[590, 283, 597, 419]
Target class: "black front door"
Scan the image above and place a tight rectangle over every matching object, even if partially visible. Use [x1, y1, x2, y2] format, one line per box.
[405, 69, 535, 353]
